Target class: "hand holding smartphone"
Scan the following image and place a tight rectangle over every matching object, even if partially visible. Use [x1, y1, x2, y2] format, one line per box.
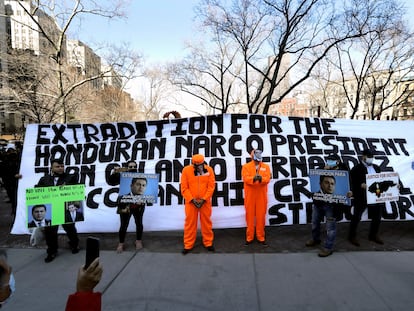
[85, 236, 100, 269]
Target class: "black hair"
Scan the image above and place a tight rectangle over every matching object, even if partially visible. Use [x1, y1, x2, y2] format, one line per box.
[319, 175, 336, 184]
[51, 158, 64, 165]
[32, 204, 47, 213]
[67, 201, 80, 209]
[131, 177, 147, 186]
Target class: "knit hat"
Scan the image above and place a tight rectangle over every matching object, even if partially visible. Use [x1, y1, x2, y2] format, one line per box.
[191, 154, 205, 165]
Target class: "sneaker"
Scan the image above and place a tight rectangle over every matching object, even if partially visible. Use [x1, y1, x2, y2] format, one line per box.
[318, 249, 333, 257]
[206, 245, 215, 252]
[369, 236, 384, 245]
[181, 248, 192, 255]
[348, 237, 360, 247]
[244, 241, 252, 246]
[305, 239, 321, 247]
[44, 253, 57, 263]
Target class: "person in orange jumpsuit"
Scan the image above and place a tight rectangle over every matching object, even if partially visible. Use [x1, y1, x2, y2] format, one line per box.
[180, 154, 216, 255]
[242, 149, 271, 246]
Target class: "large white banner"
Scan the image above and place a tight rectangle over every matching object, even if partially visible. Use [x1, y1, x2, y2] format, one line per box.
[12, 114, 414, 234]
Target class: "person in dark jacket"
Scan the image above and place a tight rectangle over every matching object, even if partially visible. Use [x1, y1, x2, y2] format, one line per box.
[0, 148, 21, 219]
[306, 153, 352, 257]
[348, 149, 385, 246]
[36, 159, 80, 263]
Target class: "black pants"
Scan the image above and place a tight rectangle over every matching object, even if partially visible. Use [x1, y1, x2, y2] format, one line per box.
[349, 202, 384, 239]
[44, 223, 79, 255]
[118, 206, 145, 243]
[5, 185, 17, 215]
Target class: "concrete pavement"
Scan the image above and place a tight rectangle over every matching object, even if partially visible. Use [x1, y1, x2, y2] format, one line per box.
[2, 188, 414, 310]
[3, 247, 414, 311]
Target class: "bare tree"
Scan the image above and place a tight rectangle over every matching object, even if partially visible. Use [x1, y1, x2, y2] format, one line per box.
[308, 0, 414, 120]
[135, 65, 179, 120]
[2, 0, 141, 123]
[77, 85, 136, 123]
[185, 0, 388, 115]
[4, 50, 65, 123]
[167, 17, 248, 114]
[333, 0, 414, 120]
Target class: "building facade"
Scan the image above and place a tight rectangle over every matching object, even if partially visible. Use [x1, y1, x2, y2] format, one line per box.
[67, 39, 102, 89]
[308, 70, 414, 121]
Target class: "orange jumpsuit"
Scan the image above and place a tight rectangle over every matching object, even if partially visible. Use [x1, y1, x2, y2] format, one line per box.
[181, 159, 216, 250]
[242, 158, 271, 243]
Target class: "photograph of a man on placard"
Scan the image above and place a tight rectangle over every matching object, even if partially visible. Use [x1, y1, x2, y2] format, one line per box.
[309, 170, 351, 205]
[27, 204, 52, 228]
[118, 172, 159, 205]
[64, 201, 85, 224]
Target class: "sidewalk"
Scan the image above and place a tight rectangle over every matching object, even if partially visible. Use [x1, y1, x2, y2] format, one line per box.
[1, 189, 414, 310]
[4, 248, 414, 311]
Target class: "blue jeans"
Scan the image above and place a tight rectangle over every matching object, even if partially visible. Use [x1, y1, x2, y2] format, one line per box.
[311, 203, 336, 250]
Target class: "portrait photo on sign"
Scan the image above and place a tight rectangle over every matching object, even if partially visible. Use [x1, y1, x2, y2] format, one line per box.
[118, 172, 159, 204]
[309, 169, 351, 205]
[64, 200, 85, 224]
[27, 203, 52, 228]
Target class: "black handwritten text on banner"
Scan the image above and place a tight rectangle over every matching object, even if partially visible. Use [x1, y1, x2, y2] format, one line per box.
[12, 114, 414, 234]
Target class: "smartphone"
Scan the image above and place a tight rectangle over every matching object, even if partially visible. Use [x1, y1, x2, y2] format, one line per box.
[85, 236, 100, 269]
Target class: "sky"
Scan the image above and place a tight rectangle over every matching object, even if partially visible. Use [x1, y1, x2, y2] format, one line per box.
[75, 0, 414, 64]
[72, 0, 414, 116]
[75, 0, 201, 64]
[71, 1, 203, 116]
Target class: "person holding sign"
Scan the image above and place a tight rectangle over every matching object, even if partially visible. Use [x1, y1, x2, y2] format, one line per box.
[242, 149, 271, 247]
[307, 174, 337, 257]
[36, 159, 80, 263]
[116, 176, 147, 253]
[181, 154, 216, 255]
[306, 154, 352, 257]
[108, 160, 138, 185]
[348, 149, 385, 246]
[109, 160, 147, 253]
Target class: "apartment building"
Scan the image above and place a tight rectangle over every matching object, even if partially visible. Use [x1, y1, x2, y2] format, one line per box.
[67, 39, 102, 89]
[101, 63, 123, 89]
[5, 0, 66, 57]
[268, 97, 310, 117]
[308, 70, 414, 120]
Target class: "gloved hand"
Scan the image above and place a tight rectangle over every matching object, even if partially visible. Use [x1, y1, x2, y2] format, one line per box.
[253, 175, 262, 182]
[192, 199, 205, 208]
